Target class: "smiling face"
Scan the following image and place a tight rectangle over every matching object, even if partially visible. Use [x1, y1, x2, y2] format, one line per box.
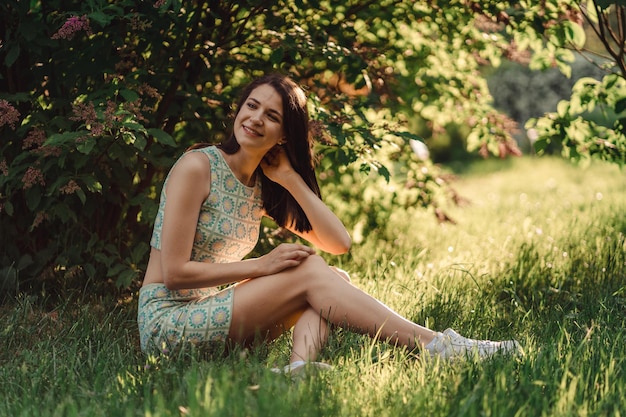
[233, 84, 285, 155]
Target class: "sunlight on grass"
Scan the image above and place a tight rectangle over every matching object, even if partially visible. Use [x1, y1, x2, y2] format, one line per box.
[1, 157, 625, 416]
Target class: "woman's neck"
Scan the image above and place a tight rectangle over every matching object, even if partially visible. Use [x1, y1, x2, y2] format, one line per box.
[219, 148, 261, 187]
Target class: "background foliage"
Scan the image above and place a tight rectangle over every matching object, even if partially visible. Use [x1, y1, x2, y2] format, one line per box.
[0, 0, 624, 295]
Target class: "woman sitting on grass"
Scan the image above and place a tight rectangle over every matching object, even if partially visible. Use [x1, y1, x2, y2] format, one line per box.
[137, 73, 520, 372]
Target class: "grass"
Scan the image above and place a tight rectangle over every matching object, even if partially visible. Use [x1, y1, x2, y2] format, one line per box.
[1, 156, 625, 417]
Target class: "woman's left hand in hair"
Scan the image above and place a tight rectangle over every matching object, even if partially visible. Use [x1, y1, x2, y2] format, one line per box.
[260, 145, 296, 185]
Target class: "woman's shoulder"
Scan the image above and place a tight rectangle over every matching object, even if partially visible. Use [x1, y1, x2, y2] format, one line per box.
[185, 145, 223, 164]
[171, 149, 213, 181]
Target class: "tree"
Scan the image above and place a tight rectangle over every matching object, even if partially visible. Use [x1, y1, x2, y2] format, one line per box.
[503, 0, 626, 165]
[1, 0, 619, 294]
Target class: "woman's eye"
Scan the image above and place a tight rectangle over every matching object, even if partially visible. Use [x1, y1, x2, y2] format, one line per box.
[246, 102, 257, 109]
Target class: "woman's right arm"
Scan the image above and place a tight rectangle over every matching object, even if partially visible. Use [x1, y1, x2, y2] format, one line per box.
[158, 152, 314, 290]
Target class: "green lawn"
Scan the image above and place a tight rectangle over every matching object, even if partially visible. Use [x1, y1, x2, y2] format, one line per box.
[1, 157, 625, 417]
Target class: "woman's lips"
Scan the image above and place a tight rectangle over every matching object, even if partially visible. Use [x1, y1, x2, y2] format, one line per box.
[243, 125, 261, 136]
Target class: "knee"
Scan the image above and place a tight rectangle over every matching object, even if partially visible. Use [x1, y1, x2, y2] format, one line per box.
[330, 266, 351, 283]
[297, 255, 351, 284]
[298, 254, 328, 273]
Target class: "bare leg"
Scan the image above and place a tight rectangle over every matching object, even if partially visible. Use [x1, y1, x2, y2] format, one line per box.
[229, 255, 437, 353]
[291, 307, 328, 362]
[289, 266, 349, 362]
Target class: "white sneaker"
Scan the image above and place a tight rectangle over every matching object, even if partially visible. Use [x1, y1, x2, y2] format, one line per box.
[270, 360, 333, 375]
[425, 328, 521, 360]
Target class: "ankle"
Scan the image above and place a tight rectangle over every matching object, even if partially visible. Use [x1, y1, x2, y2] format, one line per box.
[424, 332, 444, 353]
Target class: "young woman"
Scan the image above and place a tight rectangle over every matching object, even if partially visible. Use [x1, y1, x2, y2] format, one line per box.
[137, 74, 520, 372]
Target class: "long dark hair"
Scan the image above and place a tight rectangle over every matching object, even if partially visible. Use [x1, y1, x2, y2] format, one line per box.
[219, 74, 321, 232]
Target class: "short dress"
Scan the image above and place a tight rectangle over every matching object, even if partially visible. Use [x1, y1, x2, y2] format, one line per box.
[137, 145, 264, 354]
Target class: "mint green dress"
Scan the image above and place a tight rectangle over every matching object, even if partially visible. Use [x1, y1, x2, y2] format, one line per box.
[137, 146, 263, 354]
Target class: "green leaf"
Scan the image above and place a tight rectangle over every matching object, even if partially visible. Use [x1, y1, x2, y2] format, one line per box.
[604, 74, 620, 90]
[562, 20, 586, 49]
[131, 242, 149, 264]
[94, 252, 113, 267]
[116, 268, 138, 287]
[82, 176, 103, 193]
[76, 188, 87, 204]
[122, 121, 147, 133]
[596, 0, 621, 8]
[148, 128, 176, 146]
[4, 45, 20, 67]
[134, 134, 147, 150]
[270, 47, 284, 65]
[17, 254, 34, 270]
[88, 11, 113, 26]
[395, 131, 423, 142]
[106, 263, 127, 278]
[377, 165, 391, 182]
[585, 0, 600, 22]
[25, 188, 41, 211]
[534, 137, 550, 155]
[76, 137, 97, 154]
[83, 263, 96, 279]
[4, 200, 14, 216]
[615, 98, 626, 115]
[120, 89, 140, 102]
[557, 100, 571, 118]
[46, 131, 87, 147]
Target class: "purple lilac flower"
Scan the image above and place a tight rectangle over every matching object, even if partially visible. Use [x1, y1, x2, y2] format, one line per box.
[0, 100, 20, 129]
[51, 15, 92, 40]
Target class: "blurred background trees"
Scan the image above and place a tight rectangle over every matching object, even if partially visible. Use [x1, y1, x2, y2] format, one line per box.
[0, 0, 624, 296]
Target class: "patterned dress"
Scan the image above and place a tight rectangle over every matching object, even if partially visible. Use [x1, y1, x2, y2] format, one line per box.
[137, 146, 263, 354]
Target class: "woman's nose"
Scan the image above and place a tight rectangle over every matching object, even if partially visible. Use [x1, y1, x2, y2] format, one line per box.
[249, 112, 262, 125]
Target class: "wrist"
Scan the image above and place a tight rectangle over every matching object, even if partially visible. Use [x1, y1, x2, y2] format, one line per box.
[278, 171, 305, 192]
[249, 257, 267, 278]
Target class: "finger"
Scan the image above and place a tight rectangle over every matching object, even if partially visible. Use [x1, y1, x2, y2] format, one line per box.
[298, 245, 315, 254]
[282, 245, 313, 256]
[290, 250, 311, 260]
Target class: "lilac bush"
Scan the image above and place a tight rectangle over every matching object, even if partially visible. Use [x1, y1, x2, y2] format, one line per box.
[3, 0, 605, 295]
